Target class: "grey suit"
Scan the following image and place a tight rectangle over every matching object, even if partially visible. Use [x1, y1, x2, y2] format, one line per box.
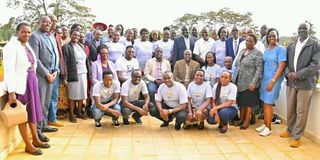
[29, 30, 59, 133]
[285, 37, 320, 140]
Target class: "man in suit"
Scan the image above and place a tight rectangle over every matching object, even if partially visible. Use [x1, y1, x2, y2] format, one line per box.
[173, 50, 200, 88]
[88, 29, 103, 62]
[29, 15, 60, 142]
[172, 26, 197, 64]
[280, 22, 320, 148]
[226, 26, 244, 60]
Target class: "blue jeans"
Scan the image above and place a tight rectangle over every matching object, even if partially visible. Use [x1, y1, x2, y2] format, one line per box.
[92, 103, 121, 121]
[218, 107, 238, 125]
[147, 82, 157, 104]
[48, 76, 59, 122]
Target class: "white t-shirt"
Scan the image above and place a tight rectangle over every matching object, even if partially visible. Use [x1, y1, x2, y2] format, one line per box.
[120, 80, 148, 102]
[105, 41, 126, 63]
[120, 39, 133, 46]
[133, 41, 154, 69]
[153, 40, 174, 60]
[92, 81, 121, 104]
[194, 38, 215, 60]
[211, 40, 226, 67]
[202, 65, 221, 86]
[212, 83, 237, 107]
[115, 57, 140, 80]
[187, 81, 213, 108]
[155, 82, 188, 108]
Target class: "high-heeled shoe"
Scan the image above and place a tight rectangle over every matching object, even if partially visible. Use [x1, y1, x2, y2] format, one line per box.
[25, 148, 43, 155]
[32, 142, 51, 149]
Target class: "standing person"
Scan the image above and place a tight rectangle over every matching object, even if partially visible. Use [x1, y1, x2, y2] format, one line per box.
[88, 29, 103, 62]
[120, 69, 154, 125]
[61, 25, 70, 45]
[172, 26, 197, 64]
[149, 30, 160, 44]
[260, 25, 268, 47]
[191, 26, 198, 39]
[211, 29, 219, 41]
[149, 71, 188, 130]
[3, 22, 50, 155]
[144, 47, 171, 104]
[101, 24, 114, 44]
[233, 34, 263, 130]
[280, 22, 320, 147]
[173, 50, 200, 88]
[186, 69, 212, 129]
[226, 26, 244, 60]
[47, 15, 66, 127]
[91, 71, 121, 128]
[85, 22, 107, 45]
[121, 29, 134, 46]
[29, 15, 58, 142]
[153, 30, 174, 62]
[209, 71, 238, 133]
[193, 28, 215, 66]
[105, 31, 126, 63]
[133, 28, 153, 69]
[63, 30, 91, 123]
[211, 27, 228, 67]
[115, 45, 140, 84]
[202, 51, 221, 86]
[256, 28, 286, 136]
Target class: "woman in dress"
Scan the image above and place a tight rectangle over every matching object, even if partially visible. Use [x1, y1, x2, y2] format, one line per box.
[233, 34, 263, 130]
[63, 30, 91, 123]
[256, 28, 286, 136]
[3, 23, 50, 155]
[211, 27, 228, 67]
[202, 51, 221, 86]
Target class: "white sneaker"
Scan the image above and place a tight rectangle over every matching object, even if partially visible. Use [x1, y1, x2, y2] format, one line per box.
[259, 127, 272, 137]
[256, 124, 266, 132]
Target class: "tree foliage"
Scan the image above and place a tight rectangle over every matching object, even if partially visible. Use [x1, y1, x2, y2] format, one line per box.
[7, 0, 95, 29]
[0, 17, 15, 41]
[170, 8, 258, 33]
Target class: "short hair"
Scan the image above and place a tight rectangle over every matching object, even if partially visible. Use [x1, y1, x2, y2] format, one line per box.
[93, 29, 102, 35]
[248, 33, 258, 44]
[184, 49, 192, 54]
[196, 68, 205, 75]
[38, 15, 49, 24]
[16, 22, 30, 32]
[126, 45, 134, 50]
[131, 69, 142, 77]
[97, 44, 108, 54]
[108, 24, 114, 28]
[140, 28, 149, 35]
[163, 26, 170, 32]
[103, 71, 113, 78]
[266, 28, 280, 44]
[71, 23, 82, 31]
[70, 29, 80, 37]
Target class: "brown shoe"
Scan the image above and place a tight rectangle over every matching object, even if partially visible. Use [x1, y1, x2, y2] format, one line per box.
[48, 121, 64, 127]
[279, 131, 291, 138]
[290, 139, 300, 148]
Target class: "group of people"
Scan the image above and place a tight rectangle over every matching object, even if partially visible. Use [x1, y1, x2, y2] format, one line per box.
[2, 13, 320, 156]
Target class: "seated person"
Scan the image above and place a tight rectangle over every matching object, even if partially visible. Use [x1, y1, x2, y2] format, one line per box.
[186, 69, 212, 130]
[149, 71, 188, 130]
[120, 69, 154, 125]
[173, 50, 200, 88]
[116, 45, 140, 84]
[208, 71, 238, 133]
[144, 47, 171, 104]
[91, 71, 121, 128]
[221, 56, 234, 75]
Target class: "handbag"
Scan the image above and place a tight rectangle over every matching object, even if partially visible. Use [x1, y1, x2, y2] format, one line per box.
[0, 100, 28, 127]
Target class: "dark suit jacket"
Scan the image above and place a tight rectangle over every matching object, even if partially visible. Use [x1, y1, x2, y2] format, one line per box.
[172, 35, 197, 64]
[88, 40, 99, 62]
[285, 37, 320, 89]
[226, 37, 244, 59]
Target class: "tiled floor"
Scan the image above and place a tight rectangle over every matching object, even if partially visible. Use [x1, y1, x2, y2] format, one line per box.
[6, 116, 320, 160]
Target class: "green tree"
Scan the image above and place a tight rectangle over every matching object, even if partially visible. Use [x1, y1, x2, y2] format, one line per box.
[7, 0, 95, 29]
[0, 17, 15, 41]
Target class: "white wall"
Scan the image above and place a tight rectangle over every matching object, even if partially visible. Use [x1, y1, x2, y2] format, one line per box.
[274, 83, 320, 143]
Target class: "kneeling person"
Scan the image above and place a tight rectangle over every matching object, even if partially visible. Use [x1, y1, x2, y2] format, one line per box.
[150, 71, 188, 130]
[121, 69, 154, 125]
[92, 71, 121, 128]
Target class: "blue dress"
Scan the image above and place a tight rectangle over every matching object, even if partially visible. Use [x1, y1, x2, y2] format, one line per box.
[260, 45, 286, 104]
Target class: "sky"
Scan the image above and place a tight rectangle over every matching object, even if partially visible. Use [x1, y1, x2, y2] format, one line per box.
[0, 0, 319, 38]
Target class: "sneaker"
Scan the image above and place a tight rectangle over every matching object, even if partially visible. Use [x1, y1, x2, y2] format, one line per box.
[132, 113, 142, 124]
[290, 139, 300, 148]
[174, 123, 181, 130]
[95, 121, 102, 128]
[272, 116, 281, 124]
[48, 121, 64, 127]
[160, 121, 169, 127]
[112, 119, 120, 128]
[259, 127, 272, 137]
[256, 124, 266, 132]
[123, 118, 129, 126]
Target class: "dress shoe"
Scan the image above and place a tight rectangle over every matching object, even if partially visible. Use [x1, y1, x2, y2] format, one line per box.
[250, 113, 256, 125]
[32, 142, 51, 149]
[25, 148, 42, 155]
[219, 125, 228, 134]
[280, 131, 291, 138]
[160, 121, 169, 127]
[38, 133, 49, 142]
[42, 127, 58, 132]
[48, 121, 64, 127]
[174, 123, 181, 130]
[290, 139, 300, 148]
